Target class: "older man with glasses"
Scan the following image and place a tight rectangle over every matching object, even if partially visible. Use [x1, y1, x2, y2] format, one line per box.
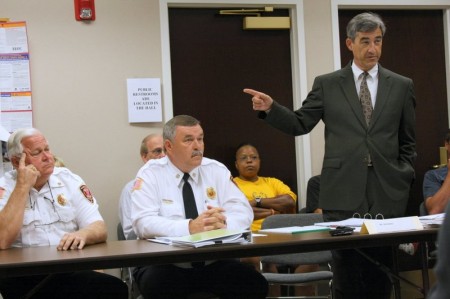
[0, 127, 127, 299]
[119, 133, 165, 239]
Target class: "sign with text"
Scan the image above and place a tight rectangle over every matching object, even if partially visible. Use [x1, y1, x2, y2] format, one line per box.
[360, 216, 423, 235]
[127, 78, 162, 123]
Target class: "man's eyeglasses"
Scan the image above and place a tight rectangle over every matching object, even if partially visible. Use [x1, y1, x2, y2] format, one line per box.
[149, 148, 164, 155]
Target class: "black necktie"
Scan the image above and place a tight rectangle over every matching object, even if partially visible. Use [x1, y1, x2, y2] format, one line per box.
[359, 72, 373, 126]
[182, 173, 205, 268]
[182, 173, 198, 219]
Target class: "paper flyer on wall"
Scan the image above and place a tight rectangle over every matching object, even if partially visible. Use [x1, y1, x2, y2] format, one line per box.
[0, 21, 33, 133]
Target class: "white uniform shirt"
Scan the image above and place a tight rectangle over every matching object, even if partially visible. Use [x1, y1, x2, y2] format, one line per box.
[118, 179, 134, 239]
[131, 156, 253, 238]
[0, 167, 103, 247]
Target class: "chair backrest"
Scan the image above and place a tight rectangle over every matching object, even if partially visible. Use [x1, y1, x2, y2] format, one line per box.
[127, 228, 138, 240]
[261, 213, 332, 265]
[419, 202, 429, 216]
[117, 222, 126, 241]
[306, 175, 321, 213]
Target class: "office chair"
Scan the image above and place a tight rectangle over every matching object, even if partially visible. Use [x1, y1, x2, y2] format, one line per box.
[261, 213, 333, 299]
[419, 202, 428, 216]
[117, 223, 142, 299]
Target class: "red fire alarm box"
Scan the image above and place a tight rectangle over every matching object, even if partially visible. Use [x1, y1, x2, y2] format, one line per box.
[74, 0, 96, 21]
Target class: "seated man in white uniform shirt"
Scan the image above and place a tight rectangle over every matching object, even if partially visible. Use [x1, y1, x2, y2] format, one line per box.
[119, 133, 165, 239]
[131, 115, 268, 299]
[0, 128, 127, 299]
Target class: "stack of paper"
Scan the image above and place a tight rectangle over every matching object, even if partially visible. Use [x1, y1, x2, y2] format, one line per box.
[315, 218, 365, 228]
[419, 213, 445, 227]
[148, 229, 252, 248]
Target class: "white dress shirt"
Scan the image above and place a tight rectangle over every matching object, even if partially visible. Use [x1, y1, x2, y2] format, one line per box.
[131, 156, 253, 239]
[0, 167, 103, 247]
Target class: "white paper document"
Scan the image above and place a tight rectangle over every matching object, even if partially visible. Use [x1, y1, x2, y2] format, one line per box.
[315, 218, 365, 228]
[127, 78, 162, 123]
[419, 213, 445, 227]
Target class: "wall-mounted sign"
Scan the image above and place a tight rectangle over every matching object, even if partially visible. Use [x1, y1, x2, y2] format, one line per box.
[127, 78, 162, 123]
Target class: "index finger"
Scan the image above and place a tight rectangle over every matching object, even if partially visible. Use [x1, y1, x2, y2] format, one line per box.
[18, 153, 26, 167]
[243, 88, 259, 96]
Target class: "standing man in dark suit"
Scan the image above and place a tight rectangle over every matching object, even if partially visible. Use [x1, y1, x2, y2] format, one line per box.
[243, 12, 416, 299]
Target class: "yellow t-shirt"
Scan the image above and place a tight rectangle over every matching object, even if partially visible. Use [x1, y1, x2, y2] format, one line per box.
[233, 176, 297, 231]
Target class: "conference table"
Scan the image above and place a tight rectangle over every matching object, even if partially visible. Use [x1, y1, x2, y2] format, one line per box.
[0, 227, 438, 298]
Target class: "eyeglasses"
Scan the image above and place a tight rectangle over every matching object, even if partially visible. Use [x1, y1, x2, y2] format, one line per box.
[149, 148, 164, 155]
[237, 155, 259, 162]
[30, 182, 62, 228]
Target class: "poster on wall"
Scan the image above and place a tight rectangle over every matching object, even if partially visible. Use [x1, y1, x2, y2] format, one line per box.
[0, 21, 31, 176]
[0, 21, 33, 133]
[127, 78, 162, 123]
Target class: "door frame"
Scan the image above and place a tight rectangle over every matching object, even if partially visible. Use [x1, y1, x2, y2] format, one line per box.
[331, 0, 450, 126]
[159, 0, 311, 202]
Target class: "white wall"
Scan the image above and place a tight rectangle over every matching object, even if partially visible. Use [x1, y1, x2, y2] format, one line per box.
[1, 0, 165, 246]
[0, 2, 341, 284]
[1, 0, 332, 248]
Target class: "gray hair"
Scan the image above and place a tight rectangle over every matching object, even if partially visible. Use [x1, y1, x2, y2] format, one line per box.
[163, 115, 200, 142]
[7, 128, 44, 159]
[346, 12, 386, 41]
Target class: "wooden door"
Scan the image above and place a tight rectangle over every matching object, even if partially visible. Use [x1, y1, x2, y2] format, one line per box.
[169, 8, 298, 195]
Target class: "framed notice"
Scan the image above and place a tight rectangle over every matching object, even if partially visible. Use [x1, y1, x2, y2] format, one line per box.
[127, 78, 162, 123]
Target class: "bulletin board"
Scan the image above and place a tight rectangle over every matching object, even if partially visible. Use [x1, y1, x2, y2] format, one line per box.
[0, 21, 33, 133]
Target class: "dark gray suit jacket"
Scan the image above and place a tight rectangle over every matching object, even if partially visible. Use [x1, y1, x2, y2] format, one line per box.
[261, 63, 416, 217]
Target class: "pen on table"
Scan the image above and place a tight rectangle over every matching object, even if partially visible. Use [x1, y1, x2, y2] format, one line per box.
[291, 228, 331, 234]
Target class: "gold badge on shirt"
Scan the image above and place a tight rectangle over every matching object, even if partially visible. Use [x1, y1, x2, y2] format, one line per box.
[206, 187, 216, 200]
[57, 194, 67, 206]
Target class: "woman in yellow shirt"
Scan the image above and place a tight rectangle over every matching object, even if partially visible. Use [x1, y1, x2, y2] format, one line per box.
[233, 143, 297, 231]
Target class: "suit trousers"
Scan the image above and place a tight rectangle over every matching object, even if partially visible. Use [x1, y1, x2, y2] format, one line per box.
[323, 167, 394, 299]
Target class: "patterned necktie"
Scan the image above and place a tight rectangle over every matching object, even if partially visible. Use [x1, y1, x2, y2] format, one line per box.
[359, 72, 373, 126]
[360, 72, 373, 166]
[182, 173, 198, 219]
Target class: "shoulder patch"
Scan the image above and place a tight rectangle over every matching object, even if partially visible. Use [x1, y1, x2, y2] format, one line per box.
[80, 185, 94, 203]
[132, 178, 144, 191]
[0, 187, 4, 199]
